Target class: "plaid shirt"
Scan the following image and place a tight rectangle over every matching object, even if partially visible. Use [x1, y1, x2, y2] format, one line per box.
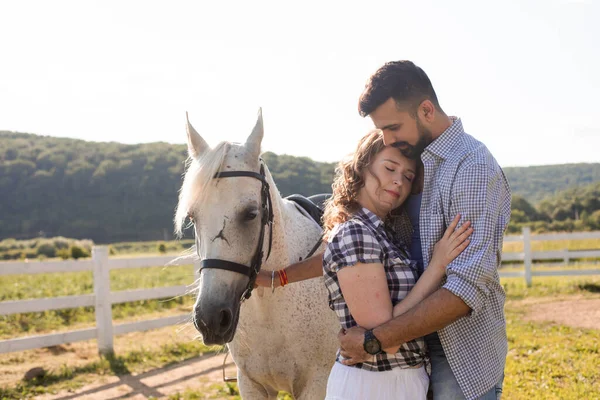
[411, 117, 510, 400]
[323, 207, 427, 372]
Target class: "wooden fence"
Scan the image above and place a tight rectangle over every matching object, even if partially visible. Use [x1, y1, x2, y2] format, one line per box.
[1, 228, 600, 355]
[500, 227, 600, 286]
[0, 247, 198, 355]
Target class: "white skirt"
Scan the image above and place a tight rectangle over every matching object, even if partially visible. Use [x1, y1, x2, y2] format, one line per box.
[325, 361, 429, 400]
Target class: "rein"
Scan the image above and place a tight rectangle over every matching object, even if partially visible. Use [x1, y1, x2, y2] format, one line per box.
[198, 161, 274, 301]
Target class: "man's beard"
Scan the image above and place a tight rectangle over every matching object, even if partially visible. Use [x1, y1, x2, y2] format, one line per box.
[394, 120, 432, 160]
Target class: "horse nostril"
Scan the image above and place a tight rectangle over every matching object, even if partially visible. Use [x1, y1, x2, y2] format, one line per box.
[193, 310, 204, 332]
[219, 309, 232, 331]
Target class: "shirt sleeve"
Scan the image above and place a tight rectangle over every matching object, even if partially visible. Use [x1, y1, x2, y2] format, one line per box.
[323, 220, 384, 273]
[443, 163, 511, 314]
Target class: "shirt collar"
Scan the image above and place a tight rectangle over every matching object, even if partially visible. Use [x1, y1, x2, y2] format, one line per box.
[423, 116, 463, 160]
[355, 207, 384, 229]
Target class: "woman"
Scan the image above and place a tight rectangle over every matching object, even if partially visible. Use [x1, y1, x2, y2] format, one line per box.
[321, 129, 472, 399]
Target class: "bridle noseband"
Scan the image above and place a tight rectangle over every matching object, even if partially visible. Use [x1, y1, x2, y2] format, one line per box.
[197, 161, 274, 301]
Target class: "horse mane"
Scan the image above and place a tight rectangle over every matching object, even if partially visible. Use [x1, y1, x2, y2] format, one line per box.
[174, 141, 231, 236]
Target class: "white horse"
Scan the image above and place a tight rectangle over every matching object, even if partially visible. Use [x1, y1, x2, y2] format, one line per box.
[174, 109, 339, 399]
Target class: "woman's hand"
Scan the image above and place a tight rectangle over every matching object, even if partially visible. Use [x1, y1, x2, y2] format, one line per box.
[429, 214, 473, 271]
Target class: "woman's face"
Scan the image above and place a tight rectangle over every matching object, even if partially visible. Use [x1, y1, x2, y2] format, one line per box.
[357, 146, 417, 219]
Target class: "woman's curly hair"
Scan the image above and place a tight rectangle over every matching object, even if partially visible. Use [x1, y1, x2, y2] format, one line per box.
[322, 129, 386, 240]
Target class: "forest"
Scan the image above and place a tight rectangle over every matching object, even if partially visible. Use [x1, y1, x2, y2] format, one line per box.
[1, 131, 599, 243]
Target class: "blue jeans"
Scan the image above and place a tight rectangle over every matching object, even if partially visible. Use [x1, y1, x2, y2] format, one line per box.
[427, 333, 503, 400]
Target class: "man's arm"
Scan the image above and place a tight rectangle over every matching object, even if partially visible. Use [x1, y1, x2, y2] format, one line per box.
[339, 288, 469, 364]
[380, 288, 469, 344]
[255, 251, 324, 288]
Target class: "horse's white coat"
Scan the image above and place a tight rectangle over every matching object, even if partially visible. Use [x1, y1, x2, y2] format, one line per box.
[175, 110, 339, 399]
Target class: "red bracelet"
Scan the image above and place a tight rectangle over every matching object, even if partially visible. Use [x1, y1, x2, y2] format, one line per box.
[278, 269, 289, 287]
[282, 269, 288, 286]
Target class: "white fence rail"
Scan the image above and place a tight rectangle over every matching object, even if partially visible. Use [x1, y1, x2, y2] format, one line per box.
[0, 247, 198, 355]
[1, 228, 600, 355]
[499, 227, 600, 286]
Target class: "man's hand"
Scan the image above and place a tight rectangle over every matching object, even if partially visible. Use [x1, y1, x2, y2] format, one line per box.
[338, 327, 371, 365]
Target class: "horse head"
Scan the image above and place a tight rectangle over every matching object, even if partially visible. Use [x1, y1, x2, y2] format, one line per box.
[175, 109, 271, 345]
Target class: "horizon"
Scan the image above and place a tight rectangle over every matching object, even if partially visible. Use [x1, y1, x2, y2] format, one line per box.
[3, 129, 598, 170]
[1, 0, 598, 168]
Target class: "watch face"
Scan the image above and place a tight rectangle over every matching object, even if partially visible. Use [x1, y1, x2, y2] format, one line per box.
[364, 339, 381, 355]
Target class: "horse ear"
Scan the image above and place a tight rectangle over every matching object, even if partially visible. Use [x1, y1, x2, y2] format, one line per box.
[186, 112, 209, 159]
[245, 108, 263, 156]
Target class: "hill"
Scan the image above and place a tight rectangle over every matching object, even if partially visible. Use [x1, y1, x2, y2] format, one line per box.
[503, 164, 600, 204]
[1, 131, 598, 242]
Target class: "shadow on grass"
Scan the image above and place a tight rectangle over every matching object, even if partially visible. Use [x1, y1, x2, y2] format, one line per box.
[0, 353, 134, 400]
[0, 346, 224, 400]
[578, 283, 600, 293]
[20, 352, 126, 382]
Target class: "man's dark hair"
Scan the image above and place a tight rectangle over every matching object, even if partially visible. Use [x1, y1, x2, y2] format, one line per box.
[358, 61, 443, 117]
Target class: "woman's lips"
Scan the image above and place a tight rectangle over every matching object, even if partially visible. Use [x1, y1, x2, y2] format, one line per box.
[385, 189, 400, 198]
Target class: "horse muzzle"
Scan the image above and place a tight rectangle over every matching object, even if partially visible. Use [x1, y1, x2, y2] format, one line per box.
[193, 302, 240, 345]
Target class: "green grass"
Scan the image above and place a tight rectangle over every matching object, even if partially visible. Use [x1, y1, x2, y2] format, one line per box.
[503, 237, 600, 253]
[109, 239, 194, 256]
[1, 253, 599, 398]
[1, 264, 195, 300]
[504, 306, 599, 399]
[499, 275, 600, 399]
[501, 273, 600, 300]
[502, 237, 600, 265]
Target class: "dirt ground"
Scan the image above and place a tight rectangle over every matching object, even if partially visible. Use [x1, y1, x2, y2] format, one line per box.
[36, 352, 236, 400]
[4, 296, 600, 400]
[0, 325, 237, 400]
[523, 297, 600, 330]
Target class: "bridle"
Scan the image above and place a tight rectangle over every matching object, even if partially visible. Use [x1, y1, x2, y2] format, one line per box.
[197, 161, 274, 301]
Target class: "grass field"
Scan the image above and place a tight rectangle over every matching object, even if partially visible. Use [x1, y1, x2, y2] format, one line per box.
[502, 276, 600, 400]
[1, 240, 599, 399]
[167, 275, 600, 400]
[502, 237, 600, 253]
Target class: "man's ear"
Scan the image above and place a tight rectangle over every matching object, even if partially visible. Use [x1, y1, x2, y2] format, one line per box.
[419, 100, 436, 123]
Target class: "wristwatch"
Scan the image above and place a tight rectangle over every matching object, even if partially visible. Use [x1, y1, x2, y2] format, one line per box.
[363, 329, 383, 355]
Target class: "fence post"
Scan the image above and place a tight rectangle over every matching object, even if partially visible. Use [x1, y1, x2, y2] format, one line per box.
[523, 227, 532, 287]
[563, 249, 569, 265]
[93, 246, 114, 355]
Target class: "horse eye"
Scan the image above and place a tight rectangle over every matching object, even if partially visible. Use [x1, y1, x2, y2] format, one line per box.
[244, 209, 259, 221]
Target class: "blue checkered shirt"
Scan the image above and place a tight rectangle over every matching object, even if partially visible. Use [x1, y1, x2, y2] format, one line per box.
[401, 117, 511, 399]
[323, 207, 428, 372]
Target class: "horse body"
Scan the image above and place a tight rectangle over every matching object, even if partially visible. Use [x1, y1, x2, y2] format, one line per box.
[175, 110, 339, 399]
[232, 198, 339, 398]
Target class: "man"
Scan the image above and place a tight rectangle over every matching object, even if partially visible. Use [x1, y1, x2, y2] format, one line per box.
[258, 60, 511, 399]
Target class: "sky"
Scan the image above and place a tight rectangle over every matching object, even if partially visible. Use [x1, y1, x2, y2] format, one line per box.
[0, 0, 598, 167]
